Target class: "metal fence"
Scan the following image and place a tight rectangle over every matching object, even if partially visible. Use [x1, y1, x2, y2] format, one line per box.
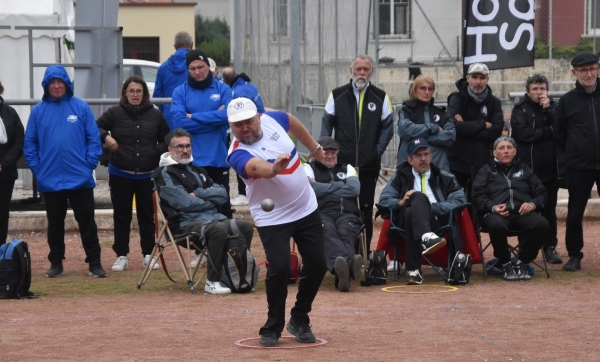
[233, 0, 591, 113]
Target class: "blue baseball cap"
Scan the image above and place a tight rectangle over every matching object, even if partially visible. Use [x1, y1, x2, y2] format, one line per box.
[406, 138, 430, 156]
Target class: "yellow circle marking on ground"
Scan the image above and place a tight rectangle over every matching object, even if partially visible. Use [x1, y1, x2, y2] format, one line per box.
[381, 285, 459, 294]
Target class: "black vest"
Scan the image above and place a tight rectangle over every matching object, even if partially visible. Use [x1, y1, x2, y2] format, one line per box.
[311, 161, 360, 216]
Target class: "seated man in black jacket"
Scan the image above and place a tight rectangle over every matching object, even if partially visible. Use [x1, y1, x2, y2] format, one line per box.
[379, 138, 466, 285]
[472, 136, 548, 281]
[153, 128, 254, 294]
[304, 136, 364, 292]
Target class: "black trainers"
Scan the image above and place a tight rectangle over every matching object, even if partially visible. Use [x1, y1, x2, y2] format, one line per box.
[544, 247, 563, 264]
[350, 254, 363, 281]
[259, 331, 279, 347]
[46, 261, 63, 277]
[421, 233, 446, 255]
[562, 256, 582, 271]
[286, 318, 316, 343]
[88, 263, 108, 278]
[334, 256, 350, 292]
[406, 269, 423, 285]
[503, 263, 518, 281]
[515, 263, 531, 281]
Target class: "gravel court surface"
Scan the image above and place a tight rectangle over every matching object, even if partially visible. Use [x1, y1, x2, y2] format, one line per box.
[2, 219, 600, 361]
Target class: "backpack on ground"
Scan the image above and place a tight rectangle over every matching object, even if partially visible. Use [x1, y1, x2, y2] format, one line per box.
[217, 219, 259, 293]
[0, 238, 34, 299]
[447, 252, 472, 285]
[361, 250, 387, 286]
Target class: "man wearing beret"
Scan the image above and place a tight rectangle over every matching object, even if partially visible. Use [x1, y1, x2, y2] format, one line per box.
[171, 49, 234, 218]
[554, 52, 600, 271]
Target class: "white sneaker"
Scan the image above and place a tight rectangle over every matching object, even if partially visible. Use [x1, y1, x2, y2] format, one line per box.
[387, 260, 400, 272]
[191, 253, 207, 268]
[143, 255, 160, 270]
[204, 280, 231, 295]
[111, 256, 128, 272]
[230, 195, 248, 206]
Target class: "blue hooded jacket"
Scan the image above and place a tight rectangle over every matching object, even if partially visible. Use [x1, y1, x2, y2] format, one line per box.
[170, 78, 232, 168]
[231, 76, 266, 113]
[153, 48, 190, 128]
[23, 65, 102, 193]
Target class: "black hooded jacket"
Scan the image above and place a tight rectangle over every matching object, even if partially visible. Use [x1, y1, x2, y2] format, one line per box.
[554, 78, 600, 170]
[0, 96, 24, 182]
[447, 78, 504, 174]
[511, 94, 560, 183]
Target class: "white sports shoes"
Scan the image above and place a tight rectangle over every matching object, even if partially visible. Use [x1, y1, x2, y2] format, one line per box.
[387, 260, 400, 272]
[191, 253, 207, 268]
[143, 255, 160, 270]
[205, 280, 231, 295]
[111, 256, 128, 272]
[230, 195, 248, 206]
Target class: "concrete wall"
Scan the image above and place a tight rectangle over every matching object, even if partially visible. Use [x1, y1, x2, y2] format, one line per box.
[118, 2, 196, 63]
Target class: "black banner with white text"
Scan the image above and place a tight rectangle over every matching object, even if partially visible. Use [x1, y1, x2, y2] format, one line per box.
[463, 0, 535, 74]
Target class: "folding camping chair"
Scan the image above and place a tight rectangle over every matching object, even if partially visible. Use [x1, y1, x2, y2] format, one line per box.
[479, 224, 550, 279]
[136, 190, 208, 294]
[375, 203, 482, 283]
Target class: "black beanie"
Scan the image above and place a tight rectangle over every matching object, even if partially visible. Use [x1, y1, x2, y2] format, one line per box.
[186, 50, 211, 67]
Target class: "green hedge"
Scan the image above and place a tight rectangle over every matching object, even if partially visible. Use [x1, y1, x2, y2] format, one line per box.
[535, 38, 600, 59]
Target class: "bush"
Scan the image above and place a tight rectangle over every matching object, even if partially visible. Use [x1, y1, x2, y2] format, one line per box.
[535, 38, 600, 59]
[199, 41, 230, 66]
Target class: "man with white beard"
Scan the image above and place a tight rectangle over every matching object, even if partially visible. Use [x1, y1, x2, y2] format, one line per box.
[320, 54, 394, 249]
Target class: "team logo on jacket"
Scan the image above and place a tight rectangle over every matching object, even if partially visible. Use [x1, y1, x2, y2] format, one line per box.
[210, 94, 221, 101]
[512, 170, 523, 178]
[67, 115, 78, 123]
[433, 114, 440, 123]
[270, 131, 280, 142]
[337, 172, 347, 179]
[481, 105, 488, 116]
[368, 102, 377, 111]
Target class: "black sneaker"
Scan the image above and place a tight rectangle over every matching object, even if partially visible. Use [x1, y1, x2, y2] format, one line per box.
[46, 261, 63, 277]
[562, 256, 582, 272]
[503, 263, 518, 281]
[544, 247, 563, 264]
[286, 318, 316, 343]
[350, 254, 363, 281]
[421, 233, 446, 255]
[88, 263, 108, 278]
[259, 331, 279, 347]
[515, 263, 531, 281]
[334, 256, 349, 292]
[406, 269, 423, 285]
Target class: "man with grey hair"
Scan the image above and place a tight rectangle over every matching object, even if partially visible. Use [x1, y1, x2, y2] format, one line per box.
[554, 52, 600, 271]
[447, 63, 503, 201]
[153, 31, 194, 129]
[472, 136, 548, 281]
[320, 54, 394, 247]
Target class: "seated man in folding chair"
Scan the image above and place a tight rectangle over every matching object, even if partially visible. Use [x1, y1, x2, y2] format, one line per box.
[379, 138, 467, 284]
[472, 136, 548, 281]
[153, 128, 254, 295]
[303, 136, 364, 292]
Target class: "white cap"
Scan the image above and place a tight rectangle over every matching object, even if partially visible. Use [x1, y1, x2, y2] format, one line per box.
[227, 97, 258, 123]
[467, 63, 489, 75]
[208, 58, 216, 72]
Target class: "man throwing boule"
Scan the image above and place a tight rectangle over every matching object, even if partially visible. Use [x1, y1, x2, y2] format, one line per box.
[226, 97, 327, 347]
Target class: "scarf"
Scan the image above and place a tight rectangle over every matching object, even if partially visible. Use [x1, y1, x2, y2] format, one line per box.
[467, 86, 488, 104]
[187, 71, 214, 90]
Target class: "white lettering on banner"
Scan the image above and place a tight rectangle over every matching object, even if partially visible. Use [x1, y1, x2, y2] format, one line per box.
[500, 23, 534, 50]
[472, 0, 499, 22]
[509, 0, 534, 21]
[465, 26, 499, 63]
[465, 0, 534, 66]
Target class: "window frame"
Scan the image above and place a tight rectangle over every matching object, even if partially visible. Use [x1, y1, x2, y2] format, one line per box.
[378, 0, 411, 39]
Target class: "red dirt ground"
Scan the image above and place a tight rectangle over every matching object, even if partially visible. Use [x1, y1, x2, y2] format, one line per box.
[2, 221, 600, 361]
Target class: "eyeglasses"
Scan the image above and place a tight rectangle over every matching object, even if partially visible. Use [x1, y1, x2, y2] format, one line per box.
[172, 143, 192, 151]
[575, 67, 599, 75]
[411, 152, 432, 159]
[126, 89, 143, 95]
[418, 86, 434, 93]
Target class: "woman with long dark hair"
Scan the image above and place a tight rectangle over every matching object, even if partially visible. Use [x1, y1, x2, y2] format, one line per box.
[97, 76, 170, 271]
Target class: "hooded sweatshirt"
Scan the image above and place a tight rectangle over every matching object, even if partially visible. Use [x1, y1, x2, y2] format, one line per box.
[153, 48, 190, 128]
[23, 65, 102, 193]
